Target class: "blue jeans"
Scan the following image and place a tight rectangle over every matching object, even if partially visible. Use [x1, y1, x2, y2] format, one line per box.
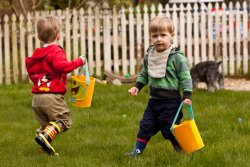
[137, 98, 183, 142]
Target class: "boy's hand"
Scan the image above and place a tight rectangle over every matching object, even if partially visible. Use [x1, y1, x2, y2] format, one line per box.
[183, 98, 192, 105]
[128, 87, 139, 96]
[79, 55, 86, 65]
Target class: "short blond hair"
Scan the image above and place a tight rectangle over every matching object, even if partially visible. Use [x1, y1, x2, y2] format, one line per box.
[36, 16, 61, 43]
[149, 15, 175, 34]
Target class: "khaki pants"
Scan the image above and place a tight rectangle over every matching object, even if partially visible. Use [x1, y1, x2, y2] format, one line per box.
[32, 94, 72, 132]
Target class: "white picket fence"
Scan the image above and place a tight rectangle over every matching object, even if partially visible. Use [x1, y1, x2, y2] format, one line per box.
[0, 2, 249, 85]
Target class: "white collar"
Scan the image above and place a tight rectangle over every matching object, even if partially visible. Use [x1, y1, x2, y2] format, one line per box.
[43, 43, 58, 47]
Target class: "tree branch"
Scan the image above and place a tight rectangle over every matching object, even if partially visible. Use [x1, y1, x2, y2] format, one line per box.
[76, 0, 88, 9]
[33, 0, 43, 10]
[18, 0, 27, 19]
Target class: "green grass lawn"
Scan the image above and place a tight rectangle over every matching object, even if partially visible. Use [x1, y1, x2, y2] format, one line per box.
[0, 83, 249, 167]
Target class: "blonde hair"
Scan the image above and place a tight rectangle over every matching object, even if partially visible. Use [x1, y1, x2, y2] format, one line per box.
[36, 16, 62, 43]
[149, 15, 175, 34]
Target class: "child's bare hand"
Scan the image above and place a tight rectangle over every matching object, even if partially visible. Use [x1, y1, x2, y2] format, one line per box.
[79, 55, 86, 64]
[128, 87, 139, 96]
[183, 99, 192, 105]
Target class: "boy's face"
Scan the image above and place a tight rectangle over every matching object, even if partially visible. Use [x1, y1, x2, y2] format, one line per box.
[150, 30, 174, 52]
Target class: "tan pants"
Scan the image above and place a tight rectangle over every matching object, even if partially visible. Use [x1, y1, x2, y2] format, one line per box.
[32, 94, 72, 132]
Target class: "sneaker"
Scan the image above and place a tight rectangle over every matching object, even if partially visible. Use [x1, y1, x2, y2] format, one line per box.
[35, 134, 56, 155]
[38, 146, 59, 156]
[130, 148, 142, 157]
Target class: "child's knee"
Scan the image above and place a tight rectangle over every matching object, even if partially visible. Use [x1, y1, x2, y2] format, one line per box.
[56, 119, 72, 132]
[161, 130, 173, 140]
[57, 108, 72, 132]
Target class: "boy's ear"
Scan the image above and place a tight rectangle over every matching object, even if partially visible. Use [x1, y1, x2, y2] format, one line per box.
[56, 33, 60, 40]
[172, 32, 175, 37]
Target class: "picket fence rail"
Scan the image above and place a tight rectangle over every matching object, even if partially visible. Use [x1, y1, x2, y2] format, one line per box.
[0, 2, 249, 85]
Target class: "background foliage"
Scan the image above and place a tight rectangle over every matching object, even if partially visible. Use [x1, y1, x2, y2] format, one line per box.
[0, 0, 249, 19]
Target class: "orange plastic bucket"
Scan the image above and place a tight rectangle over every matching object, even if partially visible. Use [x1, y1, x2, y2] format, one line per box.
[70, 57, 95, 108]
[171, 102, 204, 154]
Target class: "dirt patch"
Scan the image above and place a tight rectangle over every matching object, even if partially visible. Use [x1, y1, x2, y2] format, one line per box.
[197, 78, 250, 91]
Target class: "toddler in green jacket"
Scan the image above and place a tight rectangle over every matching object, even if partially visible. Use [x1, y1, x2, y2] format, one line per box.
[128, 15, 192, 157]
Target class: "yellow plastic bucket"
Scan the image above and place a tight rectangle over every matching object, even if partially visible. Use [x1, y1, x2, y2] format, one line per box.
[71, 76, 95, 108]
[70, 57, 95, 108]
[171, 102, 204, 154]
[173, 119, 204, 154]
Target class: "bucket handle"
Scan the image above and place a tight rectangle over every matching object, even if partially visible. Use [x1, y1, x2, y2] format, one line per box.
[79, 55, 90, 86]
[170, 101, 194, 132]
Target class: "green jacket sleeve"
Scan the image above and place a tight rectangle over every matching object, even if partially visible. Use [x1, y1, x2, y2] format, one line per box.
[173, 51, 193, 99]
[135, 46, 154, 91]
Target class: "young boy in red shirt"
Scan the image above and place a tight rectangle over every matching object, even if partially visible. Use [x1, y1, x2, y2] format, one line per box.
[26, 16, 85, 155]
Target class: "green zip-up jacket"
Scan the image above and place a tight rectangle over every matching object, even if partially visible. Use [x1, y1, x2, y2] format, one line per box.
[135, 46, 192, 100]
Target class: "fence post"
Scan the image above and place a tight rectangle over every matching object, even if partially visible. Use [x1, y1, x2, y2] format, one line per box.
[19, 14, 27, 81]
[193, 3, 200, 64]
[121, 6, 127, 74]
[200, 3, 207, 62]
[214, 3, 221, 61]
[79, 8, 86, 60]
[27, 13, 33, 60]
[158, 4, 163, 15]
[72, 9, 79, 75]
[129, 7, 135, 75]
[242, 1, 248, 75]
[65, 8, 71, 62]
[87, 7, 94, 75]
[165, 4, 170, 18]
[4, 15, 11, 85]
[186, 4, 193, 66]
[0, 18, 3, 84]
[35, 11, 41, 48]
[12, 14, 19, 83]
[150, 5, 156, 20]
[57, 10, 64, 47]
[103, 1, 111, 73]
[179, 4, 185, 53]
[143, 5, 149, 52]
[207, 3, 214, 61]
[136, 5, 142, 73]
[95, 6, 101, 76]
[229, 2, 235, 76]
[112, 6, 119, 74]
[222, 3, 228, 75]
[235, 2, 241, 75]
[172, 4, 178, 47]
